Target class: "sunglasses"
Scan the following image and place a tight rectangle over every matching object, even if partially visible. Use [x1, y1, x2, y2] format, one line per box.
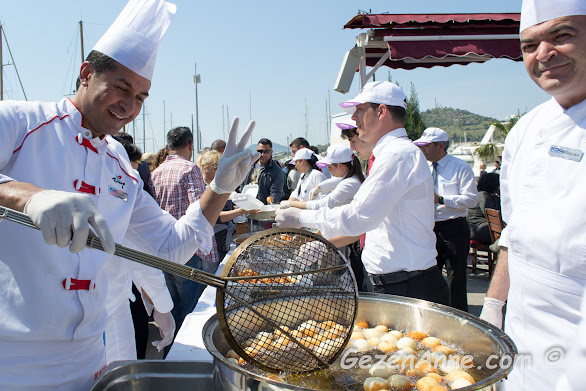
[257, 150, 272, 154]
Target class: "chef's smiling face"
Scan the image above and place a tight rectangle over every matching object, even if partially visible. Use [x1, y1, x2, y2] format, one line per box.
[521, 15, 586, 109]
[76, 61, 150, 138]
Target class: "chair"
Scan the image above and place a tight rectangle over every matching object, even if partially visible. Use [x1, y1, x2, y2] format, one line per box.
[469, 208, 504, 277]
[485, 208, 505, 244]
[469, 240, 493, 275]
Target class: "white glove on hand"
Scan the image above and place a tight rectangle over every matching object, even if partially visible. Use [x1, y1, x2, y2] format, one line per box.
[275, 208, 302, 229]
[308, 186, 321, 201]
[210, 118, 260, 194]
[297, 240, 328, 266]
[152, 310, 176, 352]
[279, 200, 291, 210]
[24, 190, 115, 254]
[479, 297, 505, 328]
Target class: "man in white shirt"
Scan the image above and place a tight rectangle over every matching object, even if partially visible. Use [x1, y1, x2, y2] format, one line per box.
[414, 128, 478, 312]
[276, 81, 448, 305]
[479, 1, 586, 389]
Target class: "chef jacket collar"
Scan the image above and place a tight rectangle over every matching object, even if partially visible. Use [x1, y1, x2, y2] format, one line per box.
[63, 98, 110, 154]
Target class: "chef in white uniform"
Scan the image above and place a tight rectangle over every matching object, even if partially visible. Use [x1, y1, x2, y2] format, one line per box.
[0, 0, 258, 389]
[480, 1, 586, 389]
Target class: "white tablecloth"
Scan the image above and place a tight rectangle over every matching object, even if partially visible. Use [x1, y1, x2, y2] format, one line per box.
[165, 245, 234, 361]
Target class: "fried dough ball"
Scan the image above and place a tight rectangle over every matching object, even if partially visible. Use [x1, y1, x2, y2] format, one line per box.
[430, 386, 448, 391]
[226, 350, 240, 360]
[351, 331, 367, 340]
[445, 370, 475, 384]
[363, 328, 383, 339]
[433, 345, 457, 356]
[403, 368, 424, 378]
[421, 337, 442, 348]
[266, 373, 284, 382]
[378, 340, 398, 354]
[320, 320, 337, 330]
[380, 333, 399, 344]
[369, 362, 394, 378]
[396, 337, 417, 350]
[368, 337, 381, 347]
[274, 325, 291, 337]
[425, 373, 444, 383]
[374, 324, 389, 332]
[416, 361, 438, 374]
[415, 376, 440, 391]
[363, 377, 389, 391]
[244, 345, 260, 358]
[407, 331, 428, 341]
[388, 374, 414, 390]
[450, 378, 473, 389]
[352, 338, 372, 352]
[389, 330, 404, 339]
[356, 321, 370, 329]
[227, 357, 240, 366]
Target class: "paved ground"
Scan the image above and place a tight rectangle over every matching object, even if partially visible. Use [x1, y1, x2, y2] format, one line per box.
[145, 261, 491, 359]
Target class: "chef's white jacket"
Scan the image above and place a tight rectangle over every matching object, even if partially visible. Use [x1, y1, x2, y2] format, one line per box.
[0, 98, 212, 344]
[499, 97, 586, 390]
[300, 128, 437, 275]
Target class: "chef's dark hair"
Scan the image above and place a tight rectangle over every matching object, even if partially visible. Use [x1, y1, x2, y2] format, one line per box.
[167, 126, 193, 150]
[75, 51, 119, 90]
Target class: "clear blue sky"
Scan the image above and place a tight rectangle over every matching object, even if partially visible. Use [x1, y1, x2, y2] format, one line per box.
[2, 0, 549, 153]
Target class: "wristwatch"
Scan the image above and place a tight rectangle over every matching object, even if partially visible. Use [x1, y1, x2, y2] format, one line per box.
[438, 196, 445, 205]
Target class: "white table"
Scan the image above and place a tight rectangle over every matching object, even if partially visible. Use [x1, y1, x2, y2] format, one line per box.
[165, 246, 234, 361]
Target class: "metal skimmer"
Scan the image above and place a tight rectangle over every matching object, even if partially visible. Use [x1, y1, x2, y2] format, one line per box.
[0, 208, 358, 373]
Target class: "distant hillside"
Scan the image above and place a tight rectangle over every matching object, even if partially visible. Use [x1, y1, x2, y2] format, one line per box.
[422, 107, 499, 143]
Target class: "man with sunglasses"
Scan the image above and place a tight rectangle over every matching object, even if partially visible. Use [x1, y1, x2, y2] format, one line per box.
[240, 138, 284, 204]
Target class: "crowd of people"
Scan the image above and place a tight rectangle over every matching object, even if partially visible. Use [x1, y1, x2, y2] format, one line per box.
[0, 0, 585, 389]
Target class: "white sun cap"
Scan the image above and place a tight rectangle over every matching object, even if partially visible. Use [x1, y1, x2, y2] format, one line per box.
[289, 148, 315, 164]
[520, 0, 586, 32]
[413, 128, 449, 146]
[339, 81, 407, 114]
[317, 144, 354, 169]
[92, 0, 176, 81]
[334, 114, 357, 130]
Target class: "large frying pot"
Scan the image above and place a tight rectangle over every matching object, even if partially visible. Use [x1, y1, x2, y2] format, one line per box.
[203, 293, 517, 391]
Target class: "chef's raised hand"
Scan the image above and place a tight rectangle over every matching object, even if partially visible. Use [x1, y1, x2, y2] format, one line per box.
[479, 297, 505, 329]
[309, 186, 322, 201]
[152, 310, 176, 352]
[24, 190, 115, 254]
[210, 117, 260, 194]
[275, 207, 302, 229]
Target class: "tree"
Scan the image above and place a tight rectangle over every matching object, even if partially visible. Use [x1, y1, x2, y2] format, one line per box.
[404, 83, 426, 140]
[474, 115, 521, 163]
[387, 73, 426, 140]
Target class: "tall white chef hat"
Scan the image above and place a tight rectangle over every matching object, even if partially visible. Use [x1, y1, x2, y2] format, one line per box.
[92, 0, 176, 81]
[520, 0, 586, 32]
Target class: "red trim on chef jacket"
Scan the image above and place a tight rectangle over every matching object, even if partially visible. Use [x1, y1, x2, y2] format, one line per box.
[73, 180, 100, 195]
[76, 134, 99, 154]
[106, 152, 139, 183]
[62, 277, 95, 291]
[13, 114, 71, 153]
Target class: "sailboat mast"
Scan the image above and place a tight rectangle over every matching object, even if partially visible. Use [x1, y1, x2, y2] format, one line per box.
[1, 23, 3, 101]
[79, 21, 85, 64]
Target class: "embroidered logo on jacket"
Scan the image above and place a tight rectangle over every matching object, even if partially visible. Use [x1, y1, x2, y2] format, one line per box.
[112, 175, 126, 188]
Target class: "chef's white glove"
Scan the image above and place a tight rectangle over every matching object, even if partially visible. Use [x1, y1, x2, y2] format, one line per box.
[210, 118, 259, 194]
[297, 240, 328, 266]
[279, 200, 291, 210]
[24, 190, 115, 254]
[152, 310, 176, 352]
[308, 186, 321, 201]
[275, 208, 302, 229]
[479, 297, 505, 329]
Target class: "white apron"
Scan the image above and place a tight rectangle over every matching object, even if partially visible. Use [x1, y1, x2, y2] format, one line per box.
[500, 98, 586, 390]
[503, 255, 585, 390]
[0, 337, 106, 390]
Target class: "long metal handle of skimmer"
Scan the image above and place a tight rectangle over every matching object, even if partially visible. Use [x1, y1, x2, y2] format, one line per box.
[0, 206, 226, 289]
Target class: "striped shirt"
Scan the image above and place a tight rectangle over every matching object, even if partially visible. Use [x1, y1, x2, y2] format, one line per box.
[150, 155, 218, 264]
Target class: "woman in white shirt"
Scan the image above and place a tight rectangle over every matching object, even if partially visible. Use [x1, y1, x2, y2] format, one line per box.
[286, 144, 364, 210]
[288, 148, 326, 202]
